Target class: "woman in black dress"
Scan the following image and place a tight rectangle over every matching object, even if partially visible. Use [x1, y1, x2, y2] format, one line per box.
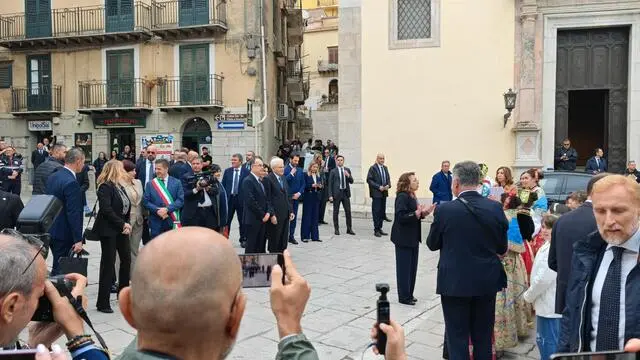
[94, 160, 132, 313]
[390, 172, 434, 305]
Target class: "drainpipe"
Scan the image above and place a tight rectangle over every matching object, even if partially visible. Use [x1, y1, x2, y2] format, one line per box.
[255, 0, 268, 156]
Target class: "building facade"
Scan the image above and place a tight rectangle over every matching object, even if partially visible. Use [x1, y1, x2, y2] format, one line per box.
[0, 0, 306, 177]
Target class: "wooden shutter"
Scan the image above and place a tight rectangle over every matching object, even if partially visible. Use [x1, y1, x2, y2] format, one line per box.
[328, 46, 338, 64]
[0, 63, 12, 89]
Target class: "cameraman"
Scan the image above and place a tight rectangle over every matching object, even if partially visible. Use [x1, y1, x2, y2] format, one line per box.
[0, 233, 107, 359]
[182, 157, 224, 231]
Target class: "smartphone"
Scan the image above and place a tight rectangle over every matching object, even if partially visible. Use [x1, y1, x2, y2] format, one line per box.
[239, 253, 285, 288]
[551, 351, 640, 360]
[0, 349, 37, 360]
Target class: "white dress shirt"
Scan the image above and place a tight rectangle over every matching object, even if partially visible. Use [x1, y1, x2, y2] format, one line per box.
[590, 227, 640, 350]
[63, 166, 76, 179]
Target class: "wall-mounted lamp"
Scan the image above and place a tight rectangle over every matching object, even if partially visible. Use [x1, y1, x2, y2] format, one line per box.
[503, 88, 517, 127]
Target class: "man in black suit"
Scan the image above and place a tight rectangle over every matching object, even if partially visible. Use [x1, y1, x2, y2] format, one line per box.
[319, 148, 336, 224]
[548, 172, 608, 314]
[241, 157, 273, 253]
[31, 142, 48, 170]
[33, 143, 67, 195]
[181, 157, 223, 230]
[328, 155, 355, 236]
[426, 161, 508, 360]
[265, 157, 294, 253]
[367, 153, 391, 237]
[135, 145, 157, 245]
[169, 151, 193, 181]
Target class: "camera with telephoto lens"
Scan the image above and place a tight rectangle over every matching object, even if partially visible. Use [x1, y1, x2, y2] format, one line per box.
[31, 275, 75, 322]
[187, 172, 220, 194]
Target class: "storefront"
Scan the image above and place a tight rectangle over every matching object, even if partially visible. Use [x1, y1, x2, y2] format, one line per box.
[92, 112, 147, 158]
[27, 120, 54, 148]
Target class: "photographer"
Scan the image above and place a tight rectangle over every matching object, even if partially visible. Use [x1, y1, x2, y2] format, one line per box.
[0, 233, 107, 359]
[181, 157, 224, 231]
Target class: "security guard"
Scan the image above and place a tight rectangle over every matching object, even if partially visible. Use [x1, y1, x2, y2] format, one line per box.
[0, 147, 24, 195]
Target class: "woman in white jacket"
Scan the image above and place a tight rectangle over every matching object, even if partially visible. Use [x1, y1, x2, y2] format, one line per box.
[523, 214, 560, 360]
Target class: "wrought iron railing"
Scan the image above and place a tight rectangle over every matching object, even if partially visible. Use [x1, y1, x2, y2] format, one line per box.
[151, 0, 227, 29]
[11, 85, 62, 112]
[157, 74, 223, 107]
[287, 60, 302, 78]
[317, 60, 338, 72]
[78, 79, 151, 109]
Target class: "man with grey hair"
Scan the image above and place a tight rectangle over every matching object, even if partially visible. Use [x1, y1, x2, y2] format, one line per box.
[46, 147, 86, 275]
[265, 157, 295, 252]
[427, 161, 508, 360]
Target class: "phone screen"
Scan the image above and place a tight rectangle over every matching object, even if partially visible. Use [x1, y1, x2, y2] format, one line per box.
[239, 253, 285, 288]
[551, 351, 640, 360]
[0, 349, 37, 360]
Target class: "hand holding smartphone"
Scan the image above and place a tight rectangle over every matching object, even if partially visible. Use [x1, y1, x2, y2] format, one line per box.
[238, 253, 285, 288]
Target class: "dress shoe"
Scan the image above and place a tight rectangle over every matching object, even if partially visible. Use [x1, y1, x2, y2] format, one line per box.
[399, 299, 416, 306]
[301, 239, 309, 243]
[384, 217, 392, 222]
[379, 230, 389, 236]
[347, 230, 356, 235]
[289, 238, 299, 245]
[374, 231, 382, 238]
[110, 284, 118, 294]
[412, 296, 417, 302]
[97, 307, 114, 314]
[312, 239, 322, 242]
[319, 221, 328, 225]
[334, 230, 340, 235]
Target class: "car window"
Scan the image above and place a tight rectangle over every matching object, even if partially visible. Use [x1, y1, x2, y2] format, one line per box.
[565, 175, 591, 194]
[540, 175, 562, 195]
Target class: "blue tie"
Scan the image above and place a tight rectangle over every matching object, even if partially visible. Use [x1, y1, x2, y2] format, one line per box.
[279, 176, 284, 190]
[232, 169, 239, 195]
[596, 246, 625, 351]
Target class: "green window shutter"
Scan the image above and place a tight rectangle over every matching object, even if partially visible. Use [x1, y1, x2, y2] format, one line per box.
[0, 63, 12, 89]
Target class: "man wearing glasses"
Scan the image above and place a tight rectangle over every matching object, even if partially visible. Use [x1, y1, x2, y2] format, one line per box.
[554, 138, 578, 171]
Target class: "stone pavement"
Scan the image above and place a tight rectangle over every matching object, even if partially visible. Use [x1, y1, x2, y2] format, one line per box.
[21, 192, 538, 359]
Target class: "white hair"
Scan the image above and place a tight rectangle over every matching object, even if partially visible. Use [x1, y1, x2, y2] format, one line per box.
[270, 157, 284, 168]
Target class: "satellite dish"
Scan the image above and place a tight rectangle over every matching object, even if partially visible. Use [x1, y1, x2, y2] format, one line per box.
[302, 10, 310, 20]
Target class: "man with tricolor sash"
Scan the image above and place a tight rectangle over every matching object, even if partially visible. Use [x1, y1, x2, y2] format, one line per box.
[143, 158, 185, 240]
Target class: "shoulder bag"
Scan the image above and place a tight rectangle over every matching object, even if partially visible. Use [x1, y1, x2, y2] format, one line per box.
[82, 202, 100, 242]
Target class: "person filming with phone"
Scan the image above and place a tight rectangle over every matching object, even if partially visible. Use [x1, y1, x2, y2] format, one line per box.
[0, 232, 107, 359]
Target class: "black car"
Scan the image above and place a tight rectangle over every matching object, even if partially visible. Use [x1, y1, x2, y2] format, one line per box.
[540, 171, 593, 206]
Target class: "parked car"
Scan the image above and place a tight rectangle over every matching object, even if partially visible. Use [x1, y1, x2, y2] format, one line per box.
[540, 171, 593, 206]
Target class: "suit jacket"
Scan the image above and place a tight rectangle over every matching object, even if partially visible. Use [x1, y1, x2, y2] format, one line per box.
[77, 164, 90, 193]
[554, 147, 578, 171]
[143, 176, 185, 232]
[181, 172, 224, 227]
[429, 171, 453, 204]
[33, 158, 63, 195]
[304, 173, 322, 195]
[124, 179, 145, 226]
[390, 192, 421, 248]
[221, 166, 250, 196]
[31, 148, 48, 169]
[584, 156, 607, 174]
[241, 174, 272, 225]
[169, 161, 193, 180]
[135, 159, 157, 190]
[426, 191, 508, 297]
[265, 172, 293, 219]
[284, 164, 305, 197]
[45, 168, 83, 245]
[328, 167, 354, 199]
[367, 163, 391, 198]
[321, 155, 336, 174]
[0, 189, 24, 230]
[548, 202, 597, 314]
[94, 182, 131, 238]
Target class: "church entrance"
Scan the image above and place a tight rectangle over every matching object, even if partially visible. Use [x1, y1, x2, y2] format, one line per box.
[555, 27, 629, 173]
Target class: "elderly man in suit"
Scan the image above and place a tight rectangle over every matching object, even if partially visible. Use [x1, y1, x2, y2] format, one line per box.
[222, 153, 250, 246]
[31, 142, 48, 170]
[427, 161, 508, 360]
[45, 147, 86, 276]
[328, 155, 355, 236]
[143, 159, 185, 240]
[265, 157, 295, 252]
[241, 157, 273, 253]
[285, 153, 305, 244]
[585, 148, 608, 174]
[429, 160, 453, 205]
[367, 153, 391, 237]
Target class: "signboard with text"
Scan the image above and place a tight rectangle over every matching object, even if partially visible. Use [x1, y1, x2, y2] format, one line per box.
[140, 135, 174, 160]
[28, 120, 52, 132]
[92, 114, 147, 128]
[74, 133, 93, 163]
[214, 113, 247, 122]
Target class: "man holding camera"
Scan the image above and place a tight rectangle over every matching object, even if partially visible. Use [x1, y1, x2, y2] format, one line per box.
[0, 233, 107, 359]
[181, 157, 225, 231]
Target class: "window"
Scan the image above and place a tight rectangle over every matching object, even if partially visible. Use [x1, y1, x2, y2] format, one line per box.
[0, 62, 12, 89]
[540, 176, 562, 196]
[565, 175, 590, 195]
[389, 0, 440, 49]
[328, 46, 338, 64]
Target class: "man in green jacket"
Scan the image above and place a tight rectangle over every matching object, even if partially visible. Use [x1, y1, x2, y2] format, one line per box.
[116, 227, 318, 360]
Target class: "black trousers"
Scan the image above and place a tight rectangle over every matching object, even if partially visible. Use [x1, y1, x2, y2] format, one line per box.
[186, 206, 218, 229]
[441, 294, 496, 360]
[372, 197, 387, 231]
[332, 193, 352, 231]
[227, 194, 245, 240]
[395, 245, 418, 302]
[245, 223, 266, 253]
[318, 186, 329, 222]
[97, 233, 131, 309]
[141, 217, 150, 245]
[267, 216, 289, 253]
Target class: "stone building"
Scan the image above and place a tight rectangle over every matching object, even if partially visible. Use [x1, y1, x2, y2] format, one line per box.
[0, 0, 306, 177]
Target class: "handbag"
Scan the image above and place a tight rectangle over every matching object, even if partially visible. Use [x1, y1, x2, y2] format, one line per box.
[58, 249, 88, 276]
[82, 202, 100, 242]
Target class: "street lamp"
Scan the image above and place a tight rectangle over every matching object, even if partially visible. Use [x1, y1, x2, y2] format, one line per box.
[503, 88, 517, 127]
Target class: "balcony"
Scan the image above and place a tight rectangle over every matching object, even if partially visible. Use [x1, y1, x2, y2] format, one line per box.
[151, 0, 227, 40]
[78, 78, 151, 114]
[286, 2, 304, 46]
[317, 60, 338, 74]
[0, 3, 152, 50]
[287, 60, 305, 104]
[157, 74, 224, 112]
[11, 85, 62, 117]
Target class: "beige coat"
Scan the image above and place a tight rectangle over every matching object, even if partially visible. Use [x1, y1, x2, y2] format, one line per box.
[124, 179, 144, 226]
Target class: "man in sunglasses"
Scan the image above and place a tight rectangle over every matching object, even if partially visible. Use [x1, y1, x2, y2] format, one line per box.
[0, 233, 107, 359]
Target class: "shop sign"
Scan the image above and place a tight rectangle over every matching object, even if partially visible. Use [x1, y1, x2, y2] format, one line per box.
[92, 114, 147, 128]
[140, 135, 174, 160]
[28, 120, 52, 132]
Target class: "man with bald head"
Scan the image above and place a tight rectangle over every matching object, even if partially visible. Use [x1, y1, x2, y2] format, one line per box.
[367, 153, 391, 237]
[118, 227, 319, 360]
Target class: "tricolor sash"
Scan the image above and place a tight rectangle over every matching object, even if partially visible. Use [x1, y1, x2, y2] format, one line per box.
[151, 178, 182, 229]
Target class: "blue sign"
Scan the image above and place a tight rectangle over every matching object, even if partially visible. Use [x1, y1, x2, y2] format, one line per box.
[217, 121, 245, 130]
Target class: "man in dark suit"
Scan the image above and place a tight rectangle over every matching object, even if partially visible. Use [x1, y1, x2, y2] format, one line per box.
[135, 145, 157, 244]
[319, 148, 336, 224]
[169, 151, 193, 180]
[265, 157, 294, 252]
[143, 159, 185, 240]
[554, 138, 578, 171]
[45, 147, 86, 276]
[31, 142, 48, 170]
[548, 172, 607, 314]
[284, 154, 305, 243]
[426, 161, 508, 360]
[181, 157, 224, 231]
[222, 153, 250, 246]
[328, 155, 355, 236]
[367, 153, 391, 237]
[585, 148, 607, 174]
[429, 160, 453, 205]
[0, 187, 24, 230]
[241, 157, 273, 253]
[33, 143, 67, 195]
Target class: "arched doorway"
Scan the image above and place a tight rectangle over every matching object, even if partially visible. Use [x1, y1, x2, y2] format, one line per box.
[328, 79, 338, 103]
[182, 117, 212, 152]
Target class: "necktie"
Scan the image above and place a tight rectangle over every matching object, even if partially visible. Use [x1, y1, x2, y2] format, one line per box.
[259, 178, 265, 193]
[596, 246, 625, 351]
[279, 176, 284, 190]
[596, 158, 600, 168]
[340, 168, 345, 189]
[325, 157, 329, 171]
[146, 161, 152, 187]
[379, 165, 385, 184]
[232, 169, 239, 195]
